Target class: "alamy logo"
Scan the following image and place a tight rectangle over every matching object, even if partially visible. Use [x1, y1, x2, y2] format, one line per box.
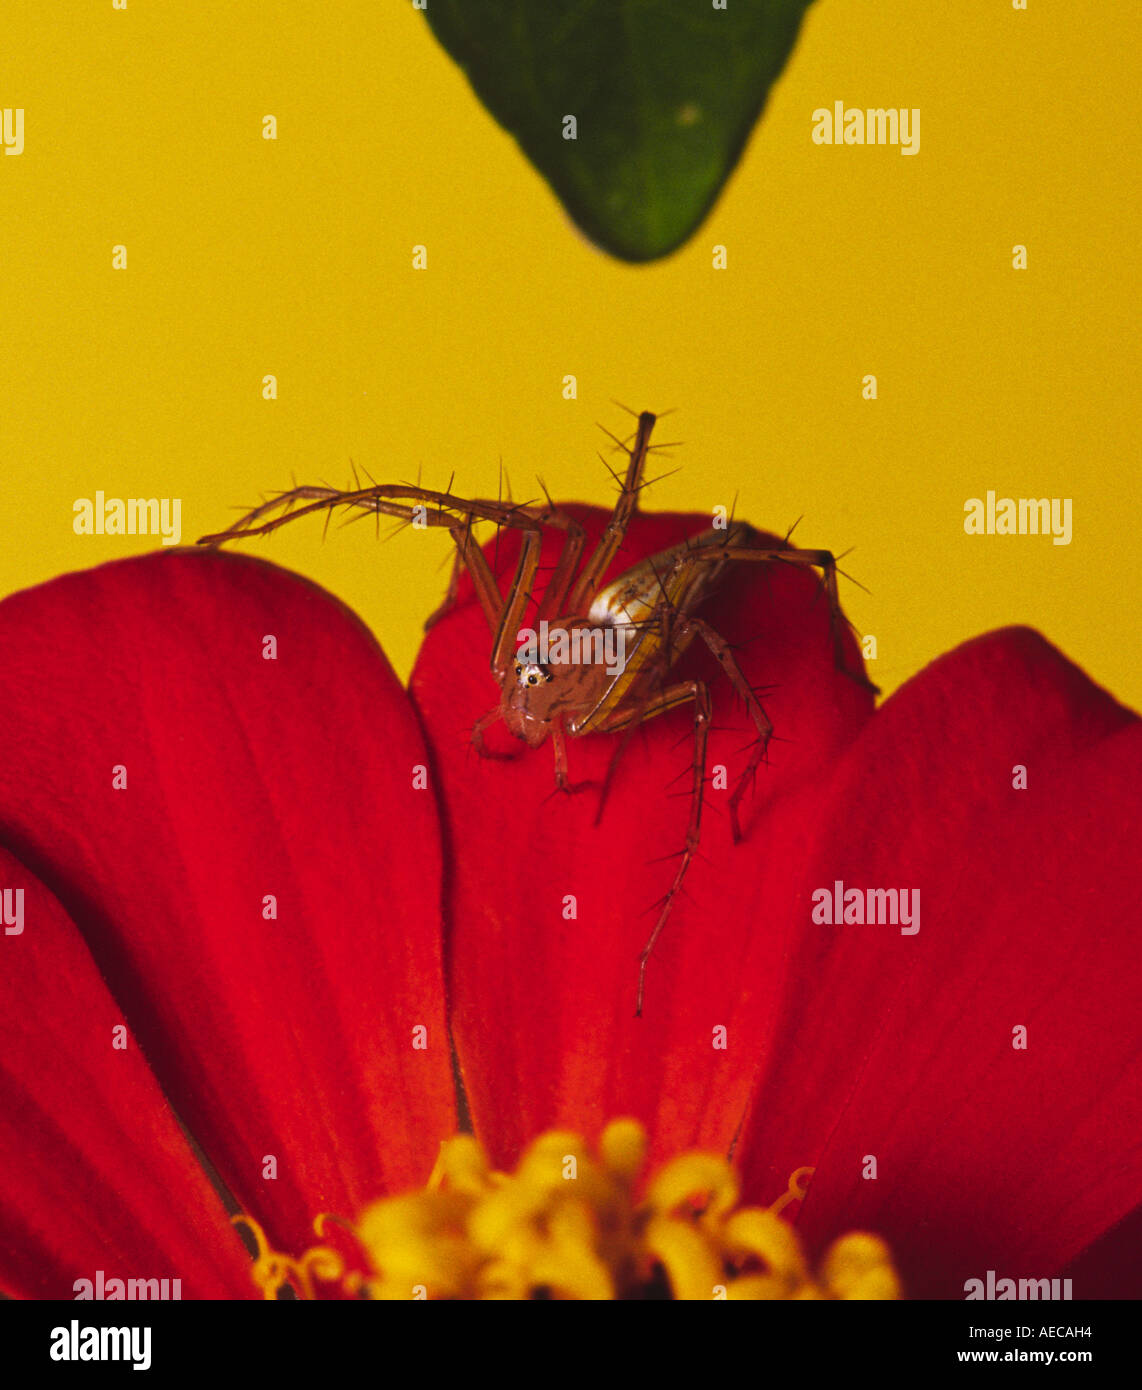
[73, 1271, 182, 1300]
[73, 493, 182, 546]
[2, 888, 24, 936]
[812, 102, 920, 155]
[2, 108, 24, 156]
[965, 1271, 1073, 1300]
[516, 621, 632, 678]
[811, 881, 920, 934]
[50, 1321, 152, 1371]
[964, 492, 1072, 545]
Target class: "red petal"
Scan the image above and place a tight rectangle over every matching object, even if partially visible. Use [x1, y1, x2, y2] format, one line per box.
[734, 629, 1142, 1296]
[410, 507, 874, 1170]
[0, 849, 252, 1298]
[0, 552, 455, 1258]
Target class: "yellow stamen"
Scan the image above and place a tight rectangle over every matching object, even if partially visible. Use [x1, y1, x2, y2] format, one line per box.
[231, 1213, 345, 1300]
[235, 1121, 902, 1300]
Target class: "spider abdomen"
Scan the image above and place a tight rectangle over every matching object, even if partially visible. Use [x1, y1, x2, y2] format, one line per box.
[587, 521, 757, 629]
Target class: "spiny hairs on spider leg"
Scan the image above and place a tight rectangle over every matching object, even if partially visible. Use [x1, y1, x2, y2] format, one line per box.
[198, 412, 870, 1014]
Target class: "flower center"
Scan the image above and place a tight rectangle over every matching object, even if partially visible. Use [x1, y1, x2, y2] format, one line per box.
[234, 1119, 901, 1300]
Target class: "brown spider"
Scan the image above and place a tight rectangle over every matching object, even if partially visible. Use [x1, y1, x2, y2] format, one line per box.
[199, 412, 868, 1013]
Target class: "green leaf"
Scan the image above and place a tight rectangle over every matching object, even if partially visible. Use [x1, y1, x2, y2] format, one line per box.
[421, 0, 816, 263]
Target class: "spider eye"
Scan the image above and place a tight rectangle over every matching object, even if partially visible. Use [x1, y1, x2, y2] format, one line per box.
[514, 663, 522, 675]
[527, 674, 538, 686]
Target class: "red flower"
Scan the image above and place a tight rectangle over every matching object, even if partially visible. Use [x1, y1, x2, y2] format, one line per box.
[0, 508, 1138, 1299]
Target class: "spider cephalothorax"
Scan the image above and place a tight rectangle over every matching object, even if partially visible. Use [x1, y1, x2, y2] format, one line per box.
[200, 411, 869, 1011]
[502, 657, 560, 747]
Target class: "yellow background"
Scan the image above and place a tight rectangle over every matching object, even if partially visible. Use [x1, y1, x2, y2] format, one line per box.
[3, 1, 1139, 706]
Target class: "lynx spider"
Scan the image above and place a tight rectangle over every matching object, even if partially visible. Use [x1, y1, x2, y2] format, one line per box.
[199, 412, 870, 1013]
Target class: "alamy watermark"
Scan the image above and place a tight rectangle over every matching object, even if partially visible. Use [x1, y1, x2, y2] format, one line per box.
[73, 493, 182, 546]
[964, 1271, 1072, 1300]
[73, 1271, 181, 1300]
[812, 102, 920, 156]
[50, 1321, 152, 1371]
[964, 492, 1072, 545]
[516, 621, 632, 678]
[2, 887, 23, 935]
[812, 881, 920, 934]
[2, 108, 24, 156]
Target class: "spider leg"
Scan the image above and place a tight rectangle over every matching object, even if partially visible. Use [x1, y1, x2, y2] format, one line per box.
[424, 541, 467, 631]
[585, 614, 676, 826]
[414, 513, 510, 635]
[197, 485, 345, 541]
[198, 482, 550, 647]
[547, 720, 596, 797]
[533, 506, 587, 622]
[567, 412, 656, 613]
[664, 542, 878, 695]
[591, 677, 711, 1016]
[471, 705, 516, 761]
[199, 483, 532, 553]
[672, 614, 773, 843]
[425, 500, 585, 631]
[450, 520, 507, 636]
[490, 523, 544, 677]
